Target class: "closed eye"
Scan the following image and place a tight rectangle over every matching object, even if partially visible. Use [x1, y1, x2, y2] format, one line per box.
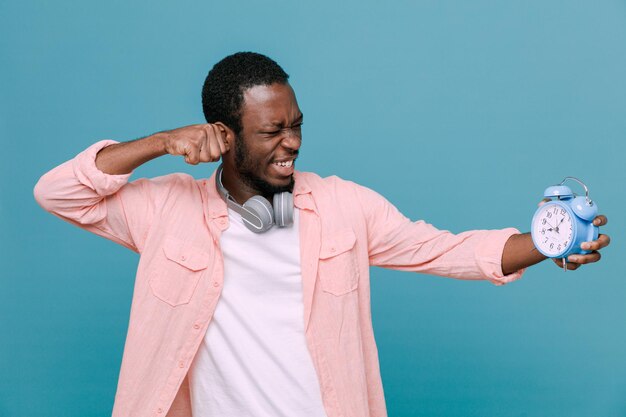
[261, 130, 282, 136]
[261, 122, 303, 136]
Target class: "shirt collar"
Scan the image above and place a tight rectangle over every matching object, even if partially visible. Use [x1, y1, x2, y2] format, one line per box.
[204, 170, 228, 220]
[292, 171, 317, 213]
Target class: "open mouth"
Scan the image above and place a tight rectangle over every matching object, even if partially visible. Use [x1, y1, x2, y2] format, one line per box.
[270, 158, 296, 177]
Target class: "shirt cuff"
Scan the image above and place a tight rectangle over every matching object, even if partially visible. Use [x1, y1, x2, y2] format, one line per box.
[476, 227, 526, 286]
[72, 140, 132, 196]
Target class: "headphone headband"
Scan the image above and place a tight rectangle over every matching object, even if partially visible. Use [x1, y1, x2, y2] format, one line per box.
[215, 165, 294, 233]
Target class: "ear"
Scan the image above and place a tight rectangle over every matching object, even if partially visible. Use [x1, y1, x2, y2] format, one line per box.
[213, 122, 235, 153]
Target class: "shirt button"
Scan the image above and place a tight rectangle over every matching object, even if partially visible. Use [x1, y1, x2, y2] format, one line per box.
[330, 247, 336, 252]
[219, 219, 226, 225]
[193, 324, 200, 329]
[157, 408, 163, 414]
[178, 361, 185, 368]
[180, 255, 186, 261]
[213, 281, 220, 287]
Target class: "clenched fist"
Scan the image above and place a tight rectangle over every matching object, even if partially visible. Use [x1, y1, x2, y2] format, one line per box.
[162, 124, 230, 165]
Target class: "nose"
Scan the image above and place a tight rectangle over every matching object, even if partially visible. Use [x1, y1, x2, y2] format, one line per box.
[280, 128, 301, 151]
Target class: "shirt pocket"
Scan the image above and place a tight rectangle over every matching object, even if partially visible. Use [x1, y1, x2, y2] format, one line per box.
[318, 228, 359, 296]
[149, 236, 210, 307]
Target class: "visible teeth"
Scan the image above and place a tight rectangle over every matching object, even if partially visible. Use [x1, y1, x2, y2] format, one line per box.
[274, 160, 293, 167]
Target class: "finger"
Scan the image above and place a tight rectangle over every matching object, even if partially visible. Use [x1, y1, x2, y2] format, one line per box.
[593, 215, 608, 227]
[214, 124, 227, 154]
[208, 124, 224, 160]
[538, 198, 551, 207]
[568, 251, 601, 265]
[198, 127, 212, 163]
[553, 258, 580, 270]
[581, 234, 611, 251]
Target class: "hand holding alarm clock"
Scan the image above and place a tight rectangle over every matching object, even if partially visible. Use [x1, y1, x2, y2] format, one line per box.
[531, 177, 610, 271]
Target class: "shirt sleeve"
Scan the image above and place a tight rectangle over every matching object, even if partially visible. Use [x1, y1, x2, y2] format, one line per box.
[354, 183, 524, 285]
[34, 140, 155, 253]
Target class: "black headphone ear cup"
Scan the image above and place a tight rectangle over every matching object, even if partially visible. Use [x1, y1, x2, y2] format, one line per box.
[242, 196, 274, 233]
[273, 192, 294, 227]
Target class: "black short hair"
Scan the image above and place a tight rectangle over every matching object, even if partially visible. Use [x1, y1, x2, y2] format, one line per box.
[202, 52, 289, 136]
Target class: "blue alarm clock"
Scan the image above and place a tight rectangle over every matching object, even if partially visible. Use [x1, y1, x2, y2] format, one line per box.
[531, 177, 599, 269]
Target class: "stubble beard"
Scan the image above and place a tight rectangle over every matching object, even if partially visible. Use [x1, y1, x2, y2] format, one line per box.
[234, 134, 295, 198]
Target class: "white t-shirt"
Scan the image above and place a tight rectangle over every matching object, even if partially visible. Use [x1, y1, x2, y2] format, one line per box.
[188, 208, 327, 417]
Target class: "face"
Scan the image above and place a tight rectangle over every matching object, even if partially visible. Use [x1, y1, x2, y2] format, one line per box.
[533, 203, 574, 256]
[231, 83, 303, 198]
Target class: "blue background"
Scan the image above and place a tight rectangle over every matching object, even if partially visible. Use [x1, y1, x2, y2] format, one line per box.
[1, 1, 624, 416]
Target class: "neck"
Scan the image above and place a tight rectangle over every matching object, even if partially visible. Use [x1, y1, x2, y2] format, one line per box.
[220, 164, 271, 205]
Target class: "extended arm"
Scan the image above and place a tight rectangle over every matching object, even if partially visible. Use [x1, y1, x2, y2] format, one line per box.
[357, 182, 610, 283]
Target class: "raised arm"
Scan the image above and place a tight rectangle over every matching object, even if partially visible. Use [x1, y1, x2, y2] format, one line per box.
[34, 124, 230, 251]
[95, 124, 229, 174]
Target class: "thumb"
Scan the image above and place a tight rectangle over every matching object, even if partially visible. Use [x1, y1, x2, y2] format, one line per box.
[537, 198, 551, 208]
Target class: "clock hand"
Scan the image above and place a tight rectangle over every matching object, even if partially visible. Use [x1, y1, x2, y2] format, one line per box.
[555, 217, 565, 234]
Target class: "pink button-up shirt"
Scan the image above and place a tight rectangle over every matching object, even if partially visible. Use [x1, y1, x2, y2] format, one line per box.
[34, 140, 523, 417]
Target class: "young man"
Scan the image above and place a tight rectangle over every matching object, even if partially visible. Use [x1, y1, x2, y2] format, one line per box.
[34, 52, 609, 417]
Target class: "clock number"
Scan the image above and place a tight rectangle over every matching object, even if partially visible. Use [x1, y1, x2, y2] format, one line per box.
[547, 212, 552, 218]
[564, 241, 568, 247]
[550, 243, 554, 249]
[557, 244, 561, 250]
[542, 219, 547, 225]
[541, 228, 545, 235]
[543, 237, 548, 243]
[553, 207, 558, 214]
[560, 209, 566, 215]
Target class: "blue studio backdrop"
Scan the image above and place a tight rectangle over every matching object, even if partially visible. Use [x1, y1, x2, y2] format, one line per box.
[1, 1, 624, 416]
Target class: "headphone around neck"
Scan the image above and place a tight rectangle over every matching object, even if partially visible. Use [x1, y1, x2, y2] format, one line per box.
[215, 165, 294, 233]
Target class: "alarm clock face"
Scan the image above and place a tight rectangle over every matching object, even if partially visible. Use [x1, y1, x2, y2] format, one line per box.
[532, 203, 574, 256]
